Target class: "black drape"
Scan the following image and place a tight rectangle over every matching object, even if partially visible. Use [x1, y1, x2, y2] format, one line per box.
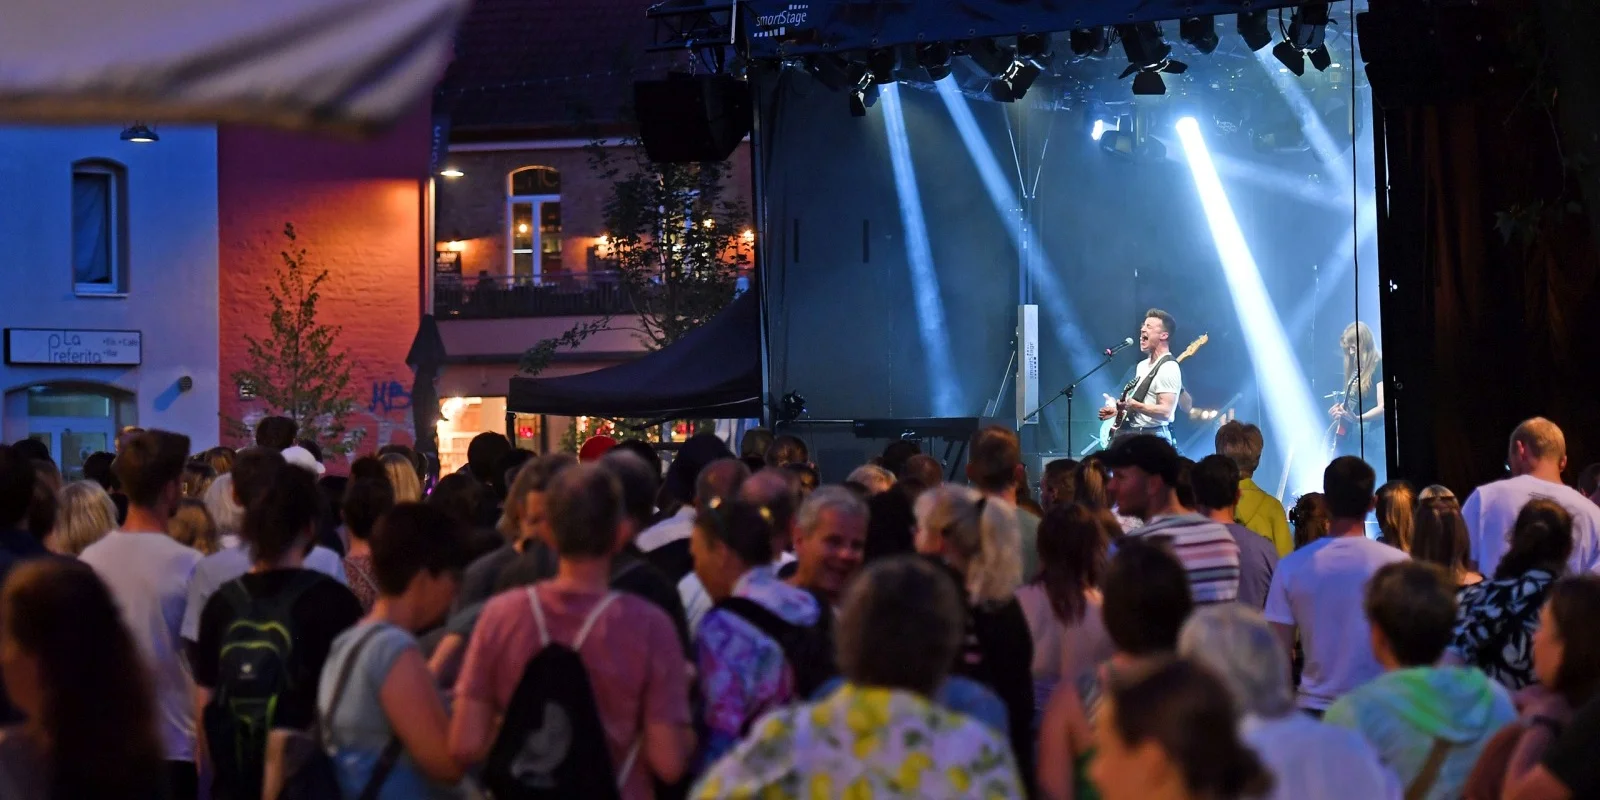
[1367, 0, 1600, 492]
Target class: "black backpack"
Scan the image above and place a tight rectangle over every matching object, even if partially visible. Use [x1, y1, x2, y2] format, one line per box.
[714, 592, 837, 703]
[484, 589, 638, 800]
[203, 572, 320, 800]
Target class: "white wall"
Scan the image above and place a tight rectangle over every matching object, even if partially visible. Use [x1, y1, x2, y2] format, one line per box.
[0, 125, 220, 450]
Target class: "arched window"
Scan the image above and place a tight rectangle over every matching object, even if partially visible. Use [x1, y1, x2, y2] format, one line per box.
[507, 167, 562, 279]
[71, 158, 129, 294]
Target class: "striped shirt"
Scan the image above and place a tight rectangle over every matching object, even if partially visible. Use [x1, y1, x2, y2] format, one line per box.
[1125, 514, 1242, 604]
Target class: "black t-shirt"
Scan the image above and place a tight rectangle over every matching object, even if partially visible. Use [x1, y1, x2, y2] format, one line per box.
[193, 569, 363, 729]
[611, 548, 692, 656]
[1543, 694, 1600, 796]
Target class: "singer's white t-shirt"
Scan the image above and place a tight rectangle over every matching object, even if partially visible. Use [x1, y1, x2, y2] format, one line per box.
[1123, 356, 1182, 429]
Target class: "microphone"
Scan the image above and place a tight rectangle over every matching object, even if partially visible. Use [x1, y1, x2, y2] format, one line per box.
[1103, 337, 1135, 358]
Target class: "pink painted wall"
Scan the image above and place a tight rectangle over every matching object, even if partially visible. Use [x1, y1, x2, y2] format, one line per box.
[217, 107, 431, 468]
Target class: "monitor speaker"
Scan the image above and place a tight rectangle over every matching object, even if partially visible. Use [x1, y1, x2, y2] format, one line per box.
[634, 74, 751, 163]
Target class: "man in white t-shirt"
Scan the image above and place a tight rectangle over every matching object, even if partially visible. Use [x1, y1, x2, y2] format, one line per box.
[1464, 417, 1600, 577]
[1101, 308, 1183, 445]
[1264, 455, 1409, 714]
[79, 430, 204, 799]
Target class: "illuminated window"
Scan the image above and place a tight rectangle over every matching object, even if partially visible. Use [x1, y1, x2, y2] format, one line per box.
[508, 167, 561, 279]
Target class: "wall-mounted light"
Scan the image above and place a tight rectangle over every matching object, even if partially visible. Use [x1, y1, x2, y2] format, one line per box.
[439, 167, 465, 178]
[177, 376, 194, 392]
[120, 123, 159, 143]
[444, 240, 467, 252]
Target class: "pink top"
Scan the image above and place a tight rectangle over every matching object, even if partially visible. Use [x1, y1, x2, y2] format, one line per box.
[456, 584, 692, 799]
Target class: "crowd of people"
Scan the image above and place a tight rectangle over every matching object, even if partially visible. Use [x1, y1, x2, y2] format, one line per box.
[1, 412, 1599, 799]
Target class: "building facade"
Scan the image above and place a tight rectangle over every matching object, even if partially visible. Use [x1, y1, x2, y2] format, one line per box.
[425, 0, 754, 467]
[215, 109, 431, 465]
[0, 125, 221, 477]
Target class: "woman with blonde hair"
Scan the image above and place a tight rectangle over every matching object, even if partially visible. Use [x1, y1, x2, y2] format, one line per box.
[167, 498, 220, 555]
[381, 452, 423, 503]
[1331, 321, 1385, 461]
[915, 484, 1036, 790]
[1375, 480, 1415, 551]
[49, 481, 118, 556]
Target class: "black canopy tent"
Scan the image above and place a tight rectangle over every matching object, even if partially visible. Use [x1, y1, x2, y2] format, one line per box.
[506, 290, 763, 420]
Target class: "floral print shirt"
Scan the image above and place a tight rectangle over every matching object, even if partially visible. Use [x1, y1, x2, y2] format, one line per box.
[1450, 569, 1555, 690]
[692, 683, 1024, 799]
[696, 567, 821, 768]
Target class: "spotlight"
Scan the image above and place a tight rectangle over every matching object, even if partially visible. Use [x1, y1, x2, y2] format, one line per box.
[1180, 17, 1219, 55]
[120, 123, 158, 143]
[1117, 23, 1187, 96]
[1237, 11, 1272, 52]
[779, 391, 807, 423]
[917, 42, 953, 81]
[965, 36, 1049, 101]
[867, 48, 898, 85]
[1275, 3, 1333, 75]
[1069, 27, 1109, 57]
[848, 70, 879, 117]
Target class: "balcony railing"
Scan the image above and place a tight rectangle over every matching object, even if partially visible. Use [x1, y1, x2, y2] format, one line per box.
[434, 272, 637, 319]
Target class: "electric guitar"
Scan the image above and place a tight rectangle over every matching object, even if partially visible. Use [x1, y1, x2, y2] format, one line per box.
[1101, 334, 1209, 442]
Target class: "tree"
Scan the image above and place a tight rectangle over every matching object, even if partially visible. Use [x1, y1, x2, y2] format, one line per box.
[519, 138, 752, 378]
[228, 223, 363, 455]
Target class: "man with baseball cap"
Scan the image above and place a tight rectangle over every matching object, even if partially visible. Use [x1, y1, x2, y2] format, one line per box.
[1101, 434, 1241, 604]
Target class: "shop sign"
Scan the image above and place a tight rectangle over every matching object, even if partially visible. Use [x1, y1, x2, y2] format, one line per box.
[4, 328, 142, 366]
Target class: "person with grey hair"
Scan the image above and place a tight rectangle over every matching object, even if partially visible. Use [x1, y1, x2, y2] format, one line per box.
[1178, 604, 1399, 800]
[786, 486, 869, 608]
[692, 556, 1025, 798]
[845, 464, 895, 496]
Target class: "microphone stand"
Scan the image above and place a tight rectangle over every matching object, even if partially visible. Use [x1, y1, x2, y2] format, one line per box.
[1024, 350, 1121, 455]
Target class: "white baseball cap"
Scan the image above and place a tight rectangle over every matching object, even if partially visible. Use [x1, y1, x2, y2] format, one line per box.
[281, 445, 326, 476]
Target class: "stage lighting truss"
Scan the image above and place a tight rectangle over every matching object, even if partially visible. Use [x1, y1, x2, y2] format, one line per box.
[1273, 3, 1334, 77]
[1116, 23, 1188, 96]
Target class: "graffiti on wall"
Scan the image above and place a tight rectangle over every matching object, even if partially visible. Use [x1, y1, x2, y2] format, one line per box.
[234, 376, 420, 466]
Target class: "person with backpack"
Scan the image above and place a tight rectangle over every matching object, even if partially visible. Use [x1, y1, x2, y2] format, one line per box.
[691, 495, 832, 769]
[450, 463, 694, 800]
[315, 504, 473, 798]
[192, 462, 363, 800]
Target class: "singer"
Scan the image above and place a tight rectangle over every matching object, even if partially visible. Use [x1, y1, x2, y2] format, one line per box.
[1099, 308, 1183, 444]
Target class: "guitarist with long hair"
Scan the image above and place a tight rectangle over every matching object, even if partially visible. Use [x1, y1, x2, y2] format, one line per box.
[1099, 309, 1184, 444]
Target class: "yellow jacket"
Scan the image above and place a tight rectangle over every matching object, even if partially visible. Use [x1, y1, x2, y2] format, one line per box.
[1237, 478, 1293, 556]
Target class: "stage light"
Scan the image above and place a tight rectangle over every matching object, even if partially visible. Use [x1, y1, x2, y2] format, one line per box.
[1180, 17, 1219, 55]
[868, 48, 898, 84]
[917, 42, 953, 81]
[1275, 3, 1333, 75]
[848, 68, 878, 117]
[1237, 11, 1272, 52]
[1117, 23, 1187, 96]
[964, 38, 1045, 101]
[1070, 27, 1109, 57]
[779, 391, 807, 424]
[1175, 116, 1327, 494]
[1090, 118, 1115, 141]
[882, 85, 962, 415]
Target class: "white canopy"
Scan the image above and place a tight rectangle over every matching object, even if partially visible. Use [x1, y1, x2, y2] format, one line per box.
[0, 0, 470, 132]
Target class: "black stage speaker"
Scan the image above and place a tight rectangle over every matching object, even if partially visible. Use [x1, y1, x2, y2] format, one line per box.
[634, 73, 751, 163]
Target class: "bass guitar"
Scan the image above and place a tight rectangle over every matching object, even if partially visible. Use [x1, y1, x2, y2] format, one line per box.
[1101, 334, 1208, 443]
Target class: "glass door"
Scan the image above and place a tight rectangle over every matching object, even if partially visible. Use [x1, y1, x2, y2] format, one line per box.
[29, 419, 113, 481]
